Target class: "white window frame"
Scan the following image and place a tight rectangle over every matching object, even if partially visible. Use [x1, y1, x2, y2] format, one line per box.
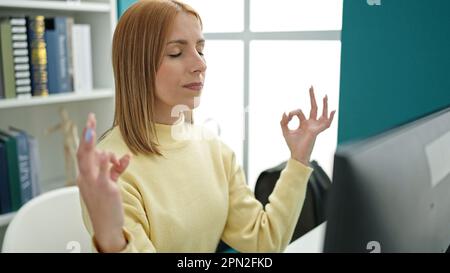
[203, 0, 341, 181]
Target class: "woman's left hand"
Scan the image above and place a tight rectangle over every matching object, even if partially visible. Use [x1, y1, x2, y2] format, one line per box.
[280, 86, 336, 166]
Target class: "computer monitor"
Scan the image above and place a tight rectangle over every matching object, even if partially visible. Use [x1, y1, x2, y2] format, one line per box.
[323, 106, 450, 253]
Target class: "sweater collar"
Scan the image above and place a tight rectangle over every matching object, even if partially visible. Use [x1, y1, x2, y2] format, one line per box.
[154, 113, 192, 149]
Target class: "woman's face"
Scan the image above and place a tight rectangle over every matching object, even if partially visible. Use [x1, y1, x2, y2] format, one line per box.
[155, 12, 206, 113]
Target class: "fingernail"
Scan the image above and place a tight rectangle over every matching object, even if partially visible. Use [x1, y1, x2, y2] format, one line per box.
[85, 128, 93, 142]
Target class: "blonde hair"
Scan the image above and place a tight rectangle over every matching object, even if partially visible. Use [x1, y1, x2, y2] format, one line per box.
[110, 0, 202, 156]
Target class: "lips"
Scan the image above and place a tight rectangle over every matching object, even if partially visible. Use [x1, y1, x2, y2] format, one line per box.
[183, 82, 203, 91]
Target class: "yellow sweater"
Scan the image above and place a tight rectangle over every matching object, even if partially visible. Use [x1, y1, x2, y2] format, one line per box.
[81, 114, 313, 252]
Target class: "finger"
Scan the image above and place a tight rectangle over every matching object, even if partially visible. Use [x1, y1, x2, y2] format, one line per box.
[78, 127, 87, 151]
[111, 154, 131, 182]
[85, 113, 97, 146]
[328, 110, 336, 127]
[98, 152, 111, 184]
[109, 152, 119, 166]
[108, 152, 121, 181]
[116, 154, 131, 174]
[87, 112, 97, 131]
[77, 115, 98, 176]
[322, 95, 328, 119]
[77, 131, 96, 177]
[280, 112, 290, 135]
[280, 112, 288, 126]
[80, 113, 97, 152]
[110, 167, 120, 182]
[309, 86, 318, 120]
[299, 109, 307, 122]
[288, 109, 306, 122]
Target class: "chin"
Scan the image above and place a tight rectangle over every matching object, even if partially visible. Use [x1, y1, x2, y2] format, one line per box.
[187, 96, 201, 109]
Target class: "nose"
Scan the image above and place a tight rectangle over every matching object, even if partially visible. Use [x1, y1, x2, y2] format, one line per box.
[190, 52, 207, 74]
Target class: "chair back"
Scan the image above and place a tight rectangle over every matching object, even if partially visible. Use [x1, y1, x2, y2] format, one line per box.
[2, 186, 92, 253]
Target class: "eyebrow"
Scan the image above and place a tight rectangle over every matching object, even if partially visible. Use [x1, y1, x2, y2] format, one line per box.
[167, 39, 205, 45]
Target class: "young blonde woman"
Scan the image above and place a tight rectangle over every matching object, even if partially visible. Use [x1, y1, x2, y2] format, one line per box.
[77, 0, 336, 253]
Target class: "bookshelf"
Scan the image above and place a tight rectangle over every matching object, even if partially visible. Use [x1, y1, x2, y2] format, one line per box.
[0, 0, 111, 12]
[0, 0, 118, 226]
[0, 89, 113, 109]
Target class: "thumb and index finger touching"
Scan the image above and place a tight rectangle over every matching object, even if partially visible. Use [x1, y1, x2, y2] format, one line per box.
[78, 113, 131, 182]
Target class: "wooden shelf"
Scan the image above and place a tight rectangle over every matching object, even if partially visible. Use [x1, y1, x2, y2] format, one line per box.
[0, 89, 114, 109]
[0, 212, 16, 226]
[0, 0, 110, 12]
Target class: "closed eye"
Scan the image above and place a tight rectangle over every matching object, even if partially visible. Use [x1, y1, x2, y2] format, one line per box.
[169, 52, 182, 58]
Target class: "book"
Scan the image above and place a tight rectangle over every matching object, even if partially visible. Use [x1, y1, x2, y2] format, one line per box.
[11, 16, 32, 99]
[26, 16, 49, 97]
[0, 41, 4, 99]
[72, 24, 93, 93]
[0, 140, 12, 214]
[66, 17, 74, 93]
[8, 127, 33, 206]
[0, 132, 21, 211]
[0, 17, 16, 99]
[45, 17, 74, 94]
[28, 135, 41, 197]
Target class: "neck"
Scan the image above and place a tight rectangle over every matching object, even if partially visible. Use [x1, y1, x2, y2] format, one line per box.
[154, 102, 183, 125]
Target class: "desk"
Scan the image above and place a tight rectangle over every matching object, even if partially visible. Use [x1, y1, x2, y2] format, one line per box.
[284, 222, 326, 253]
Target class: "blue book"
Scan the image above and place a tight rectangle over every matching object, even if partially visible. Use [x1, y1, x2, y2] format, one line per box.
[28, 135, 41, 197]
[0, 132, 21, 211]
[8, 127, 33, 206]
[0, 141, 12, 214]
[45, 17, 73, 94]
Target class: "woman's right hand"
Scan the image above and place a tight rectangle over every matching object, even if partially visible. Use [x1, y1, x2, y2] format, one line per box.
[76, 113, 131, 252]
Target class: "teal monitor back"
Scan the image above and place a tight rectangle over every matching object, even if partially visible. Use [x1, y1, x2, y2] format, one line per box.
[117, 0, 137, 19]
[338, 0, 450, 143]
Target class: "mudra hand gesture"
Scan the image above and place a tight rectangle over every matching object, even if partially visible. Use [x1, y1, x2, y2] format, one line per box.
[280, 86, 336, 166]
[76, 113, 131, 252]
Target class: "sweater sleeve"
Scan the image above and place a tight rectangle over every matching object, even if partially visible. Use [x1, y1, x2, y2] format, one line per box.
[80, 174, 156, 253]
[221, 145, 313, 253]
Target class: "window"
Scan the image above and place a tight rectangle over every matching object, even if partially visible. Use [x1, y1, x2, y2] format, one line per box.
[185, 0, 343, 189]
[185, 0, 244, 32]
[249, 41, 341, 186]
[250, 0, 343, 31]
[195, 41, 244, 166]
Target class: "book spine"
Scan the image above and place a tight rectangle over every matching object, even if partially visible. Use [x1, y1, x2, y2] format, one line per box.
[72, 24, 93, 93]
[0, 37, 4, 99]
[14, 132, 33, 205]
[45, 17, 73, 94]
[0, 142, 12, 213]
[26, 16, 48, 97]
[11, 17, 32, 99]
[28, 136, 41, 197]
[4, 136, 21, 211]
[66, 17, 74, 92]
[0, 17, 16, 99]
